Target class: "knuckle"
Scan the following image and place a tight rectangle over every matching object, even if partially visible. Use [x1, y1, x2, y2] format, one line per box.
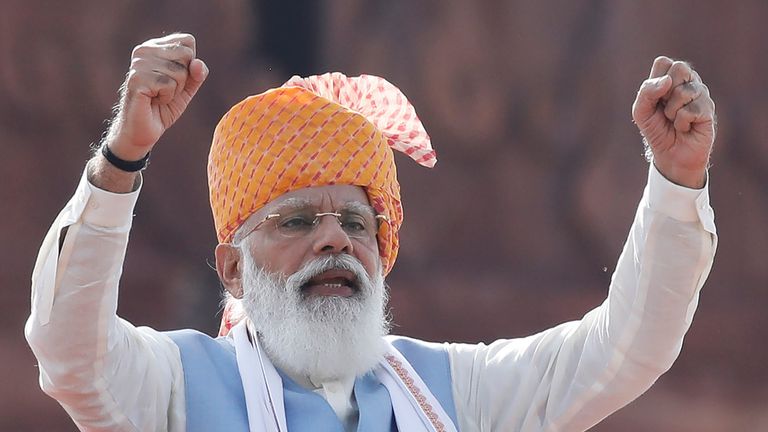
[180, 45, 195, 58]
[671, 59, 688, 67]
[164, 44, 194, 59]
[676, 82, 699, 99]
[155, 73, 175, 87]
[166, 59, 187, 72]
[664, 102, 678, 118]
[130, 57, 148, 69]
[125, 69, 139, 83]
[167, 33, 196, 50]
[669, 60, 692, 76]
[692, 70, 703, 82]
[124, 69, 142, 90]
[639, 79, 656, 93]
[131, 44, 148, 57]
[682, 101, 702, 115]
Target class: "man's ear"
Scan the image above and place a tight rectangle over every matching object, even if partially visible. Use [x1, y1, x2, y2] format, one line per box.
[215, 243, 244, 299]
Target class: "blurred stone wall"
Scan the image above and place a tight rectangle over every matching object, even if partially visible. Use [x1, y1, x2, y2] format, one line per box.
[1, 1, 766, 430]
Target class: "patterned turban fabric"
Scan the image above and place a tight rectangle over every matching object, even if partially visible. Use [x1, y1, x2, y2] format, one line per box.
[209, 73, 435, 335]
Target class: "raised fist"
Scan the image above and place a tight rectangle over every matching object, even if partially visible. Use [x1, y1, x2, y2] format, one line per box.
[104, 33, 208, 161]
[632, 56, 716, 189]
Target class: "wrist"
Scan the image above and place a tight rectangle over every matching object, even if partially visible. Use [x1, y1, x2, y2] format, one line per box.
[100, 143, 151, 172]
[652, 160, 707, 189]
[87, 153, 142, 194]
[101, 132, 153, 162]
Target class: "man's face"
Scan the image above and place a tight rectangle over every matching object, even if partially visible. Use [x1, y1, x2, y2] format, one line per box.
[230, 185, 390, 381]
[237, 184, 382, 286]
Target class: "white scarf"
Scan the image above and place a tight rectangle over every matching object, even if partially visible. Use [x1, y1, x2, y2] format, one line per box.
[231, 321, 457, 432]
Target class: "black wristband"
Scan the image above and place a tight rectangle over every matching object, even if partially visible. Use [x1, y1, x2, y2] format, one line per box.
[101, 144, 151, 172]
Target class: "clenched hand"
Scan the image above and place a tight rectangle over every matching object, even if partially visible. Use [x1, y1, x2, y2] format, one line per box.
[105, 33, 208, 162]
[89, 33, 208, 192]
[632, 56, 716, 189]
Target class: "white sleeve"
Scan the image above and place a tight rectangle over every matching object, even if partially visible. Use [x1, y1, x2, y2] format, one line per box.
[25, 169, 186, 432]
[447, 163, 717, 432]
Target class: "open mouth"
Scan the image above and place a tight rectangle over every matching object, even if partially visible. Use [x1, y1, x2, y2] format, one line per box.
[301, 269, 360, 297]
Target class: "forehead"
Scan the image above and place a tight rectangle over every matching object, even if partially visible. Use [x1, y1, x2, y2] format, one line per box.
[262, 184, 370, 213]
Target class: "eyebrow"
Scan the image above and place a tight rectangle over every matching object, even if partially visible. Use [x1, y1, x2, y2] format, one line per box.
[268, 198, 377, 217]
[268, 198, 315, 214]
[341, 201, 377, 217]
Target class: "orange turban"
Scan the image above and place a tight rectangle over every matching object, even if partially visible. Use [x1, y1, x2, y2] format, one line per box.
[208, 72, 435, 276]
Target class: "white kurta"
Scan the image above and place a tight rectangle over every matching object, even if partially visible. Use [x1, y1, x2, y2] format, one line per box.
[25, 163, 716, 432]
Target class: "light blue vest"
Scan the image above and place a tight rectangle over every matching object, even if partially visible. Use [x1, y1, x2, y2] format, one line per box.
[166, 330, 458, 432]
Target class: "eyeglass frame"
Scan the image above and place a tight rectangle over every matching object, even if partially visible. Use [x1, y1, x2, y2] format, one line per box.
[232, 199, 389, 244]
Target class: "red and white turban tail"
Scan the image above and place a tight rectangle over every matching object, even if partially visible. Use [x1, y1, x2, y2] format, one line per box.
[210, 73, 435, 336]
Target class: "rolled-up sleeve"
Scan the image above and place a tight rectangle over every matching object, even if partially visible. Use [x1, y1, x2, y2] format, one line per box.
[448, 163, 717, 432]
[25, 169, 186, 432]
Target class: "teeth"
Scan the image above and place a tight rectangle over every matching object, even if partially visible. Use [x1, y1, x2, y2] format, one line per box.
[320, 283, 344, 288]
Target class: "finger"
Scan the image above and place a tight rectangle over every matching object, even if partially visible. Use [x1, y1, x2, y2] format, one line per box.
[665, 61, 694, 96]
[663, 82, 702, 120]
[154, 46, 194, 99]
[147, 33, 196, 56]
[134, 56, 190, 82]
[132, 44, 194, 99]
[121, 67, 173, 105]
[134, 35, 195, 61]
[632, 75, 673, 125]
[151, 71, 179, 106]
[156, 44, 195, 69]
[673, 97, 714, 133]
[132, 43, 195, 70]
[130, 56, 189, 101]
[181, 58, 209, 100]
[690, 69, 703, 84]
[673, 106, 694, 132]
[170, 33, 196, 55]
[687, 69, 715, 106]
[156, 59, 190, 99]
[649, 56, 674, 79]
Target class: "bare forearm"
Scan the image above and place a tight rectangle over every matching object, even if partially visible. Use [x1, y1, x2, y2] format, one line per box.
[86, 148, 142, 193]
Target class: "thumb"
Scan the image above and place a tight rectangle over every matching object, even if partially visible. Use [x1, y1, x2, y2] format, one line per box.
[183, 58, 209, 100]
[632, 75, 672, 125]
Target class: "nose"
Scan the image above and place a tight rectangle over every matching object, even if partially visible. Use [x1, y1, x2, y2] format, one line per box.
[311, 215, 353, 255]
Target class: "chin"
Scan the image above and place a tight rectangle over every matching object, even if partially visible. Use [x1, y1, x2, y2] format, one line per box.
[253, 294, 391, 382]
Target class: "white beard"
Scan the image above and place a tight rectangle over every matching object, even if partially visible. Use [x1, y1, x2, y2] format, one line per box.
[239, 252, 390, 383]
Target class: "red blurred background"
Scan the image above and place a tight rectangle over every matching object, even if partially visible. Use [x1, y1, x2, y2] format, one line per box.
[2, 1, 767, 430]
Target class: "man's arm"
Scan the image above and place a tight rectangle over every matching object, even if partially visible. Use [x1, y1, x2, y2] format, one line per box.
[25, 33, 208, 431]
[447, 57, 717, 431]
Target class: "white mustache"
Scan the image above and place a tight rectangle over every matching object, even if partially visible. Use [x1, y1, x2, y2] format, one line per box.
[286, 254, 374, 296]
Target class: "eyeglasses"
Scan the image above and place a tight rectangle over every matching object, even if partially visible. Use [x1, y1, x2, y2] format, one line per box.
[236, 207, 389, 242]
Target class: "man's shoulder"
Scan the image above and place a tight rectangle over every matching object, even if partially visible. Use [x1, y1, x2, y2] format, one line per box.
[387, 334, 448, 355]
[163, 328, 235, 358]
[386, 335, 451, 379]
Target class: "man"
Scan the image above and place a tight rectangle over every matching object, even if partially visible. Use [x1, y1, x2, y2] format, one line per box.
[26, 33, 716, 432]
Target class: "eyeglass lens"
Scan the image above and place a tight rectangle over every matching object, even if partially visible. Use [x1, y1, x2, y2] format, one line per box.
[272, 209, 379, 238]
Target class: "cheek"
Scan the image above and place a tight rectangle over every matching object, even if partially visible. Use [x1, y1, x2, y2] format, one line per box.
[354, 240, 382, 276]
[247, 239, 307, 276]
